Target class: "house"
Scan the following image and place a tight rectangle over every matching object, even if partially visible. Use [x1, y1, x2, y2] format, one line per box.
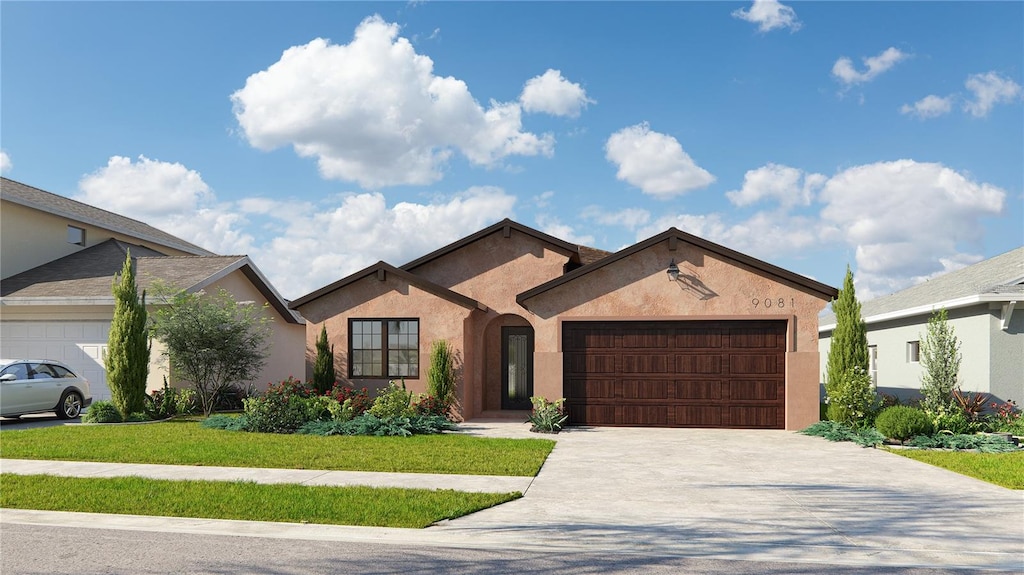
[0, 177, 305, 402]
[290, 219, 838, 430]
[818, 246, 1024, 404]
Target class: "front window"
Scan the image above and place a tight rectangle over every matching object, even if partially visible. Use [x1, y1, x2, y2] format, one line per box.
[350, 319, 419, 378]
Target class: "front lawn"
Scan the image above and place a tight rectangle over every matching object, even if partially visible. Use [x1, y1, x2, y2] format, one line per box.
[0, 420, 554, 476]
[887, 449, 1024, 489]
[0, 473, 519, 528]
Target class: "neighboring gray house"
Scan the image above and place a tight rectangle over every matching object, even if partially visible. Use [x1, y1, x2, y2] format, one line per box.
[819, 247, 1023, 404]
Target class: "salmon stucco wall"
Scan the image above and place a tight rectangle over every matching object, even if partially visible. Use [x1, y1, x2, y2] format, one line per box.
[520, 240, 832, 430]
[296, 273, 475, 400]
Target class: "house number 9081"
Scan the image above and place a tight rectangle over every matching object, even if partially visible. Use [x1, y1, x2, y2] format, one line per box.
[752, 298, 795, 309]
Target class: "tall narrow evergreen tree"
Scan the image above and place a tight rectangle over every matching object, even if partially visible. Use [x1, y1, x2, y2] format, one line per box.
[824, 266, 869, 422]
[312, 325, 335, 394]
[919, 308, 961, 415]
[106, 250, 151, 416]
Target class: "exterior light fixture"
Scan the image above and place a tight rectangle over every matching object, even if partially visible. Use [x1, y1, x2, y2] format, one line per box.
[667, 259, 680, 282]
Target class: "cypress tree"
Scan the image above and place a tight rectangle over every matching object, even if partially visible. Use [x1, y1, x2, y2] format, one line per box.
[312, 325, 335, 394]
[824, 266, 869, 421]
[106, 250, 151, 416]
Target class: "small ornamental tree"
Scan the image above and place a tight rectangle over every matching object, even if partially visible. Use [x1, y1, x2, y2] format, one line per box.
[919, 308, 962, 416]
[105, 251, 150, 416]
[151, 285, 273, 416]
[824, 266, 870, 423]
[312, 325, 335, 394]
[427, 339, 458, 418]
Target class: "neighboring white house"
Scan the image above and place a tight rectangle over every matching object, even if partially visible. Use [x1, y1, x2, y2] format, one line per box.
[819, 247, 1024, 404]
[0, 177, 306, 403]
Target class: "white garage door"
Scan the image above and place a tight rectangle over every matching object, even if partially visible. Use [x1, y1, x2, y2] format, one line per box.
[0, 321, 112, 401]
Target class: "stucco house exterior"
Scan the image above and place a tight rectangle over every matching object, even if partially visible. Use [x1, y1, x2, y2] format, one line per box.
[291, 219, 837, 430]
[819, 246, 1024, 404]
[0, 177, 305, 402]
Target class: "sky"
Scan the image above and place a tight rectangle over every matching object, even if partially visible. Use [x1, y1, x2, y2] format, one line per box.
[2, 1, 1021, 302]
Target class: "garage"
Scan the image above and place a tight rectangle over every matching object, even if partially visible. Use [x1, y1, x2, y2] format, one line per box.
[563, 320, 787, 429]
[0, 321, 112, 402]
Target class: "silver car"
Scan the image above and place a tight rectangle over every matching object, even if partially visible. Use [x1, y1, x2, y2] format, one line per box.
[0, 359, 93, 419]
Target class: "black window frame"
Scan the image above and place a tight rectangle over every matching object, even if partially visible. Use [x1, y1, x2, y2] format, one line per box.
[348, 318, 420, 379]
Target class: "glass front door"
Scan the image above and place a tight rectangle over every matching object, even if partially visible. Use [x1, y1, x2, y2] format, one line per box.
[501, 326, 534, 410]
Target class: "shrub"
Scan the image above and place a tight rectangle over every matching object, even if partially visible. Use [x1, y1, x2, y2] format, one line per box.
[907, 433, 1017, 453]
[412, 394, 447, 417]
[297, 414, 457, 437]
[933, 409, 980, 435]
[527, 396, 568, 434]
[988, 399, 1021, 433]
[202, 414, 250, 431]
[825, 366, 877, 426]
[124, 412, 150, 422]
[799, 421, 884, 447]
[242, 378, 321, 434]
[145, 378, 196, 419]
[328, 384, 372, 415]
[368, 379, 413, 419]
[83, 401, 123, 424]
[875, 406, 933, 443]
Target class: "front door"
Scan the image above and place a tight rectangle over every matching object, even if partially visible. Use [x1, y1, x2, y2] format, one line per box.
[501, 326, 534, 410]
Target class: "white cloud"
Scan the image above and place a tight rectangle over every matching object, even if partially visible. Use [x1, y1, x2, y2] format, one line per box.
[900, 95, 954, 119]
[832, 47, 908, 86]
[725, 163, 824, 208]
[819, 159, 1005, 298]
[534, 214, 594, 246]
[231, 15, 554, 189]
[581, 206, 651, 230]
[638, 211, 823, 263]
[76, 155, 253, 256]
[604, 122, 715, 198]
[731, 0, 802, 33]
[963, 71, 1022, 117]
[0, 151, 11, 173]
[520, 69, 595, 118]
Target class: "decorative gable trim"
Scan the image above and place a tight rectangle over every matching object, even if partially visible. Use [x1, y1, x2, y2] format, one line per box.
[289, 261, 486, 312]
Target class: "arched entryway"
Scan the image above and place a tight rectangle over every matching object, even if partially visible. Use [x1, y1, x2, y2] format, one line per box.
[482, 314, 534, 412]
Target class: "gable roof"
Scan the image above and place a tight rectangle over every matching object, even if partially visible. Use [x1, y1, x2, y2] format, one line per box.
[400, 218, 585, 272]
[0, 238, 302, 323]
[1, 177, 214, 256]
[517, 227, 838, 306]
[289, 261, 487, 311]
[820, 246, 1024, 329]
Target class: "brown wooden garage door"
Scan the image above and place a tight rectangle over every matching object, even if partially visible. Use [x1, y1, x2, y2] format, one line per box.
[563, 320, 786, 429]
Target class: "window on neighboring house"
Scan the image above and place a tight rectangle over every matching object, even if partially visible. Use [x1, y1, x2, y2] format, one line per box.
[349, 319, 419, 378]
[907, 340, 920, 363]
[67, 225, 86, 246]
[868, 345, 878, 386]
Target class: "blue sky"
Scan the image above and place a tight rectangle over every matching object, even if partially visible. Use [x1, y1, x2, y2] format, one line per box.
[2, 1, 1021, 301]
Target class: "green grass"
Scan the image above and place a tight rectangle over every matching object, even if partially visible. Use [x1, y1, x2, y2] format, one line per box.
[0, 420, 554, 476]
[0, 473, 519, 528]
[887, 449, 1024, 489]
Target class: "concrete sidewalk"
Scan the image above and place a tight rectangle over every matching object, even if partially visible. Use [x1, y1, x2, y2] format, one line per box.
[0, 458, 534, 494]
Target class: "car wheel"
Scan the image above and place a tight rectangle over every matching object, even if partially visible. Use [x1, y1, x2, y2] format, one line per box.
[57, 391, 84, 419]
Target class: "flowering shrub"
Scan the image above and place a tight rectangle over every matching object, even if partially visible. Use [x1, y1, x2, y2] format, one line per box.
[368, 380, 413, 419]
[412, 394, 447, 417]
[328, 384, 372, 415]
[989, 399, 1022, 433]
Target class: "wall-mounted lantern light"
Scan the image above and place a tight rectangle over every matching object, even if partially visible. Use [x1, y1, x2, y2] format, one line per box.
[667, 259, 680, 282]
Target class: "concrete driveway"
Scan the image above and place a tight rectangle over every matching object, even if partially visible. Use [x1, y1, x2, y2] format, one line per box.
[436, 424, 1024, 571]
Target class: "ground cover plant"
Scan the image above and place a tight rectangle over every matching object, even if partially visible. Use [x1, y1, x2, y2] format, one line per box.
[0, 420, 554, 476]
[799, 421, 884, 447]
[527, 396, 568, 433]
[0, 473, 520, 528]
[885, 451, 1024, 490]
